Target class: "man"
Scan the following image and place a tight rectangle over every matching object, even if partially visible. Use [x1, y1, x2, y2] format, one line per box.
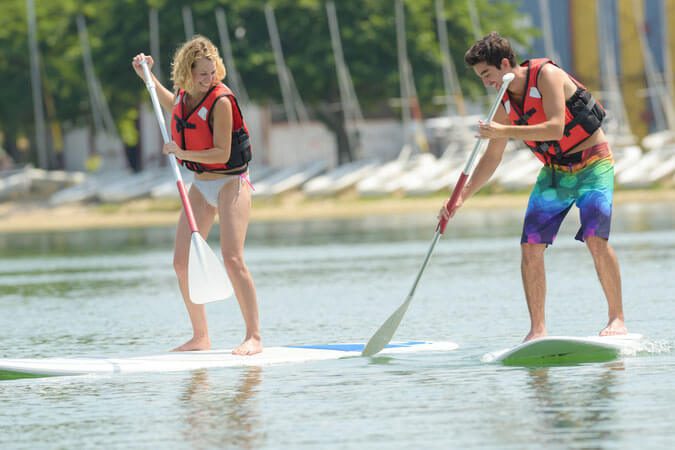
[440, 32, 627, 342]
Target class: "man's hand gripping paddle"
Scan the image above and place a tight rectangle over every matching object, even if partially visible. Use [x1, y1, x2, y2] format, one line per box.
[361, 73, 515, 356]
[140, 59, 233, 304]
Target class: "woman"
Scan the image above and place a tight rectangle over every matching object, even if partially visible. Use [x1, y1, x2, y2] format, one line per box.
[132, 36, 261, 355]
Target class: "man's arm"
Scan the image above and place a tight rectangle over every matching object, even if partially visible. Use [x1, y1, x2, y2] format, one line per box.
[440, 105, 510, 220]
[478, 64, 567, 142]
[463, 105, 510, 199]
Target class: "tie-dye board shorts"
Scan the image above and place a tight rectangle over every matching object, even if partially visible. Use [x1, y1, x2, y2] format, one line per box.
[521, 143, 614, 245]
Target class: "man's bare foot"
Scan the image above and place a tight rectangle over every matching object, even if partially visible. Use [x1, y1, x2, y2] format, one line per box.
[599, 318, 627, 336]
[172, 336, 211, 352]
[232, 337, 262, 356]
[523, 328, 547, 342]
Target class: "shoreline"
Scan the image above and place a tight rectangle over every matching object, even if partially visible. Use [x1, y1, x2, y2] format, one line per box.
[0, 188, 674, 233]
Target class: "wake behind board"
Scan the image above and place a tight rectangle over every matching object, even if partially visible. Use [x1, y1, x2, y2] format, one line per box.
[0, 340, 457, 381]
[483, 334, 643, 366]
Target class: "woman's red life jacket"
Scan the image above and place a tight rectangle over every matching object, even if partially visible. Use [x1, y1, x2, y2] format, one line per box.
[501, 58, 605, 165]
[171, 83, 251, 174]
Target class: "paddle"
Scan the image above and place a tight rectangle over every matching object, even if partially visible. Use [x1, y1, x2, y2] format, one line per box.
[139, 59, 233, 304]
[361, 73, 515, 357]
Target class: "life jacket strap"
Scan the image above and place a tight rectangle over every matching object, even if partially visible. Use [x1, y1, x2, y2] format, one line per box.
[562, 89, 605, 137]
[514, 108, 537, 126]
[174, 115, 196, 134]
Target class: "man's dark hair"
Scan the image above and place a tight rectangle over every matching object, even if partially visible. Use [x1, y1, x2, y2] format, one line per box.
[464, 32, 517, 68]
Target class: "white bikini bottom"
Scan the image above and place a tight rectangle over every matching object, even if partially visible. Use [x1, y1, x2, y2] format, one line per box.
[192, 173, 251, 207]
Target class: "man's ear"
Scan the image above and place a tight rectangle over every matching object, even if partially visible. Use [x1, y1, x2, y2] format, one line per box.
[500, 58, 512, 71]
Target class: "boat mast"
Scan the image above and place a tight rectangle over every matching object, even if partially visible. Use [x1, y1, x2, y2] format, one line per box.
[395, 0, 428, 154]
[435, 0, 466, 117]
[182, 6, 194, 40]
[264, 3, 309, 124]
[632, 0, 675, 131]
[77, 15, 121, 147]
[326, 1, 364, 160]
[467, 0, 482, 40]
[26, 0, 50, 169]
[661, 0, 674, 113]
[597, 0, 634, 141]
[538, 0, 561, 63]
[149, 8, 162, 82]
[215, 8, 250, 106]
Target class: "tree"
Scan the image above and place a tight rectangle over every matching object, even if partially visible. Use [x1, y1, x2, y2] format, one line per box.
[0, 0, 533, 168]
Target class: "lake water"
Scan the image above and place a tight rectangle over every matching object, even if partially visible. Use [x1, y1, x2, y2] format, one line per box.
[1, 201, 673, 449]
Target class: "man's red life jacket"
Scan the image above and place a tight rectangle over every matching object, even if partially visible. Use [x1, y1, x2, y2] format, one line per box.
[501, 58, 605, 165]
[171, 83, 251, 174]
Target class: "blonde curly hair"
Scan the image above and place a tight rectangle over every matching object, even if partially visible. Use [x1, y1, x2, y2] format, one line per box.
[171, 35, 227, 92]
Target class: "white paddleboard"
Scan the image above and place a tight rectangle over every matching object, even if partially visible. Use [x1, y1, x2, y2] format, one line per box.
[0, 340, 458, 380]
[483, 333, 643, 366]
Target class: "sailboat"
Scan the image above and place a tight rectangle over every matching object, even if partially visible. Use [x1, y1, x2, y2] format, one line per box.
[593, 0, 642, 178]
[618, 0, 675, 187]
[253, 4, 327, 198]
[403, 0, 477, 196]
[357, 0, 427, 197]
[50, 14, 129, 205]
[303, 2, 379, 197]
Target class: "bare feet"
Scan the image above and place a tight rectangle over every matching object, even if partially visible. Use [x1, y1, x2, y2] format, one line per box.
[599, 318, 627, 336]
[523, 328, 547, 342]
[232, 336, 262, 356]
[172, 336, 211, 352]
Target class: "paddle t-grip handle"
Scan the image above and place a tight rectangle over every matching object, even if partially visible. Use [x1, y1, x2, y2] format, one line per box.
[139, 58, 199, 234]
[438, 72, 515, 234]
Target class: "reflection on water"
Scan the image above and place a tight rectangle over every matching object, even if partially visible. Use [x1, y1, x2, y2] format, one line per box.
[181, 367, 265, 449]
[525, 363, 623, 446]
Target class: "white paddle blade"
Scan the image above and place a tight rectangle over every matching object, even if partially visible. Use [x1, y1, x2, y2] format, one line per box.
[188, 233, 233, 304]
[361, 297, 412, 357]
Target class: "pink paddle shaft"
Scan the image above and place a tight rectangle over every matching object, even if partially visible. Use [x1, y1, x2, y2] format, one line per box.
[438, 172, 468, 234]
[176, 181, 199, 233]
[436, 72, 515, 235]
[140, 60, 200, 234]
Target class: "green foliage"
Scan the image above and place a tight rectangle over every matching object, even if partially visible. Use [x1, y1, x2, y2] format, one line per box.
[0, 0, 533, 166]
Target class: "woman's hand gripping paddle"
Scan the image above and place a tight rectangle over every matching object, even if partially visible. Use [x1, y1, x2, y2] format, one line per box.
[139, 60, 233, 304]
[361, 73, 515, 357]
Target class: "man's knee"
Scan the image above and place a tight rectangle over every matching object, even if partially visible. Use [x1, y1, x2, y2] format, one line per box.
[585, 235, 609, 254]
[521, 243, 546, 264]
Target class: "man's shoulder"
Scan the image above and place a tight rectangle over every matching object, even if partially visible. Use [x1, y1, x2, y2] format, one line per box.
[538, 61, 565, 76]
[537, 62, 567, 86]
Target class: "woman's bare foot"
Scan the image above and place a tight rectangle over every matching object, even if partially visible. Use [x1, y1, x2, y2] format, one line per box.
[232, 336, 262, 356]
[172, 336, 211, 352]
[600, 318, 627, 336]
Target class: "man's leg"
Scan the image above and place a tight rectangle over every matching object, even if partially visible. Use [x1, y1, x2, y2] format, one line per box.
[585, 236, 627, 336]
[520, 166, 572, 342]
[575, 155, 627, 336]
[521, 243, 548, 342]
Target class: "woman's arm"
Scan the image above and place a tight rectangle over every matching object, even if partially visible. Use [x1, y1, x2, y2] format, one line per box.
[131, 53, 175, 111]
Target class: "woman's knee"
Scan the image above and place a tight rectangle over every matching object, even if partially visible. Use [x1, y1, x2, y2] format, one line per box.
[173, 251, 189, 275]
[221, 252, 246, 272]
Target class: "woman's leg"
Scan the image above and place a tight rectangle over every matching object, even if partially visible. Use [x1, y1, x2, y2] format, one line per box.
[172, 186, 217, 351]
[217, 178, 261, 355]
